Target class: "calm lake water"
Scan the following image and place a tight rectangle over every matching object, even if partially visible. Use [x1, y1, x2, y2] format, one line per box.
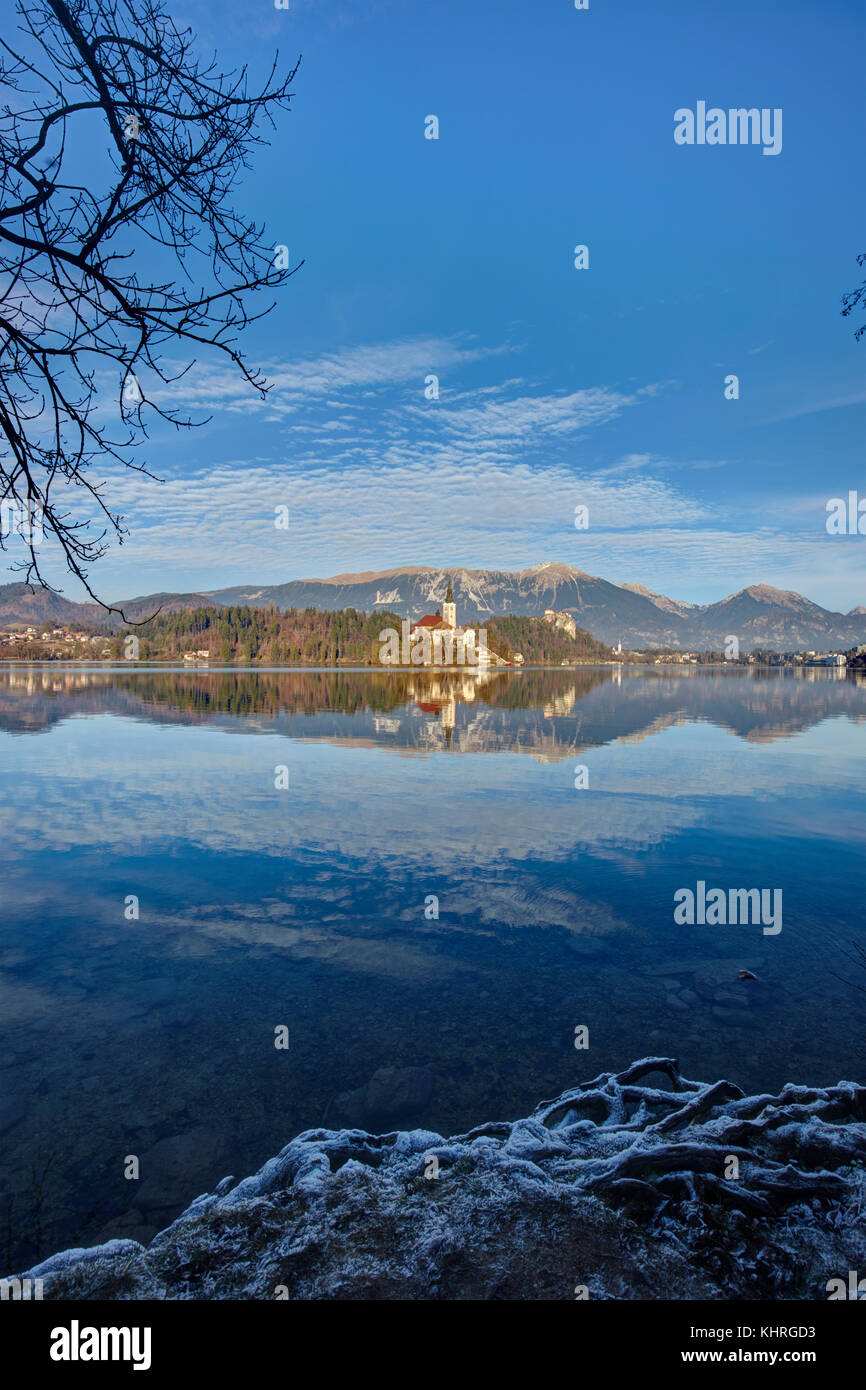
[1, 662, 865, 1269]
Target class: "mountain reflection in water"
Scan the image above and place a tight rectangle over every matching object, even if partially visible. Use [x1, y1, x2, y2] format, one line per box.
[2, 661, 865, 747]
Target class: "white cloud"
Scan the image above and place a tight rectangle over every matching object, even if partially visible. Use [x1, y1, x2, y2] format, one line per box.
[141, 336, 512, 416]
[407, 387, 636, 441]
[19, 331, 865, 612]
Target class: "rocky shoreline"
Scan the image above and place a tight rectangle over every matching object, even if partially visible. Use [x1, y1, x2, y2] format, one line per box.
[13, 1058, 866, 1300]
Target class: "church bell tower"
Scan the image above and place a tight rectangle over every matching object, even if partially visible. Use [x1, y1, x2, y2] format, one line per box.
[442, 583, 456, 629]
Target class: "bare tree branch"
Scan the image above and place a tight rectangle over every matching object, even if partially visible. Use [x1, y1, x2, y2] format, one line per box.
[841, 251, 866, 343]
[0, 0, 300, 614]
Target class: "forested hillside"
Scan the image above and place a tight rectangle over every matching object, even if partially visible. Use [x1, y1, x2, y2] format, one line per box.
[113, 606, 398, 664]
[110, 605, 614, 665]
[486, 615, 611, 664]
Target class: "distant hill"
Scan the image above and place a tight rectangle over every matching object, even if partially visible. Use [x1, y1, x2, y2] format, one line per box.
[2, 565, 864, 652]
[111, 591, 228, 624]
[616, 581, 697, 617]
[686, 584, 855, 652]
[0, 583, 105, 629]
[0, 585, 225, 631]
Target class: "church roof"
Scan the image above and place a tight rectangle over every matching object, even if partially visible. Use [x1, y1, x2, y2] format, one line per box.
[414, 614, 443, 628]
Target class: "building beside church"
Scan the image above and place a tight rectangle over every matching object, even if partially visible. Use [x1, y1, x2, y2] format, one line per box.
[543, 609, 577, 639]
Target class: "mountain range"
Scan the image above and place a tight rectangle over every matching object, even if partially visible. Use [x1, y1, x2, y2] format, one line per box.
[2, 562, 865, 652]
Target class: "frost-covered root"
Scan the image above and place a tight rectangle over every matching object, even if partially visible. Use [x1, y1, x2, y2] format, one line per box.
[532, 1056, 866, 1216]
[11, 1058, 866, 1301]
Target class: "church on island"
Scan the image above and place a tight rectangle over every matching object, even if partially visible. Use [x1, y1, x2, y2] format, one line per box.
[379, 587, 515, 668]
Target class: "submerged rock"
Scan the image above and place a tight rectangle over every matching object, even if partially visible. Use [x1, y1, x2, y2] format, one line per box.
[325, 1065, 434, 1131]
[135, 1126, 229, 1219]
[10, 1058, 866, 1301]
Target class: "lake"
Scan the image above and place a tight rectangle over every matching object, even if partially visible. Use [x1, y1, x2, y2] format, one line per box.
[1, 662, 864, 1271]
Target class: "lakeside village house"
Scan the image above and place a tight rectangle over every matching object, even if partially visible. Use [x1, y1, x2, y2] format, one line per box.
[379, 587, 516, 668]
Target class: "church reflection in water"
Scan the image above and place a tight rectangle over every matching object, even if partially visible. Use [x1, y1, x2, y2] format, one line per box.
[1, 661, 865, 756]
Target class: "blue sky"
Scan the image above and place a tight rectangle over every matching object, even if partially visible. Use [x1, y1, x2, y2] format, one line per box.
[13, 0, 866, 608]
